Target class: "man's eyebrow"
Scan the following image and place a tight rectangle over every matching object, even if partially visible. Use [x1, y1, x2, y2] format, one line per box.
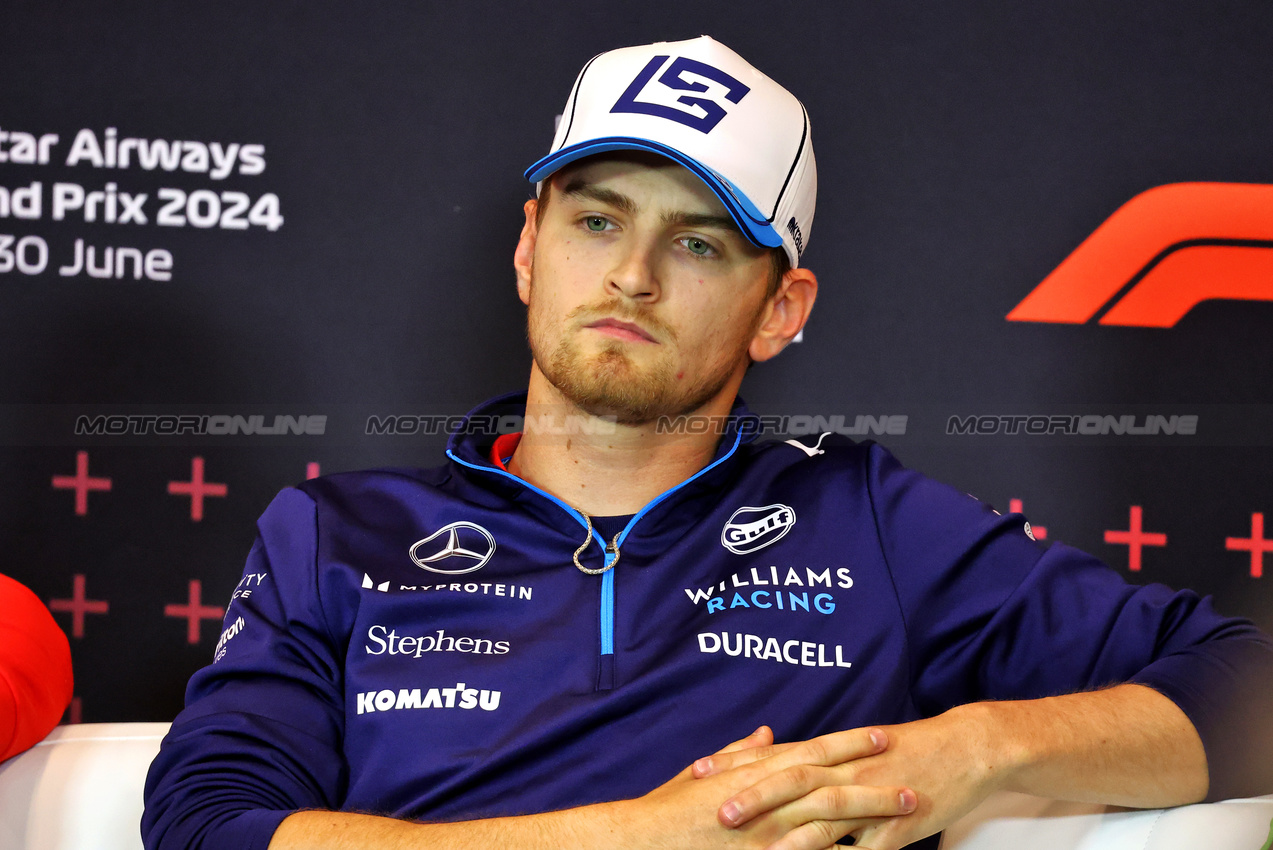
[558, 178, 741, 236]
[559, 179, 638, 215]
[660, 210, 741, 235]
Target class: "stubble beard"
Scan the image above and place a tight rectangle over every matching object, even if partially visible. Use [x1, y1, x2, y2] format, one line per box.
[529, 295, 748, 427]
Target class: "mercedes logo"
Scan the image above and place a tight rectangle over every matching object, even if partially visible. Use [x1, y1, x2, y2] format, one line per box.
[409, 522, 497, 575]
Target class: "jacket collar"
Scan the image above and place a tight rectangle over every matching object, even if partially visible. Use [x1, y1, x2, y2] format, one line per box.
[444, 391, 762, 552]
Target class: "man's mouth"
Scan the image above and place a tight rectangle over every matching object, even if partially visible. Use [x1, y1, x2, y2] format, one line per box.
[585, 318, 658, 343]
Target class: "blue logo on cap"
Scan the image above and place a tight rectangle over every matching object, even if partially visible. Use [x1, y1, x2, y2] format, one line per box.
[611, 55, 750, 134]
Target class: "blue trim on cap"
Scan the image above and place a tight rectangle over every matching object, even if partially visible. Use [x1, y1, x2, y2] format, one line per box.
[524, 138, 783, 250]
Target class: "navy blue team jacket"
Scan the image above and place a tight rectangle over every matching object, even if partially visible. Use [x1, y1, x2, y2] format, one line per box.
[142, 393, 1273, 850]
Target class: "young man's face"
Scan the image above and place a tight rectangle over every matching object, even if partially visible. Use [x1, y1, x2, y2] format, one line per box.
[515, 153, 778, 426]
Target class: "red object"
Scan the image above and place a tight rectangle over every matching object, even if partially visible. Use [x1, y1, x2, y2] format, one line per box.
[1226, 512, 1272, 579]
[1007, 182, 1273, 326]
[490, 432, 523, 471]
[167, 456, 228, 521]
[47, 573, 109, 639]
[164, 580, 225, 644]
[1104, 505, 1168, 572]
[50, 450, 112, 516]
[0, 573, 74, 761]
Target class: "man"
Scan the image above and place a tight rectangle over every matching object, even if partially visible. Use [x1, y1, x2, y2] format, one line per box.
[143, 36, 1273, 850]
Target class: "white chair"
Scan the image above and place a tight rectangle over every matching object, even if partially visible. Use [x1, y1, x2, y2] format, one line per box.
[1, 722, 1270, 850]
[0, 723, 167, 850]
[939, 790, 1273, 849]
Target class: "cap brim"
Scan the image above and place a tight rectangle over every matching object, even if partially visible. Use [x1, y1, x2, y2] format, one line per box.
[524, 138, 783, 250]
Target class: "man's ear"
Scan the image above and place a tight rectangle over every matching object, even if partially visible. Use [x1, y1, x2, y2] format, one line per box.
[514, 198, 538, 305]
[749, 267, 818, 363]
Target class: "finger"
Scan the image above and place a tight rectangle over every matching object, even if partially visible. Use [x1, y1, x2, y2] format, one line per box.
[852, 817, 922, 850]
[722, 771, 916, 829]
[697, 726, 888, 779]
[762, 817, 855, 850]
[681, 726, 777, 782]
[693, 727, 792, 778]
[762, 815, 892, 850]
[715, 725, 775, 755]
[694, 739, 800, 778]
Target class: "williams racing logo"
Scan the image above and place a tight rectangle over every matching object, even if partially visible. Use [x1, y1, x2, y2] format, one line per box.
[721, 504, 796, 554]
[686, 566, 853, 616]
[409, 521, 496, 575]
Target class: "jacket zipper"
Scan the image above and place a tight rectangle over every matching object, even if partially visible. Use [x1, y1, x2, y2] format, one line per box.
[447, 427, 744, 692]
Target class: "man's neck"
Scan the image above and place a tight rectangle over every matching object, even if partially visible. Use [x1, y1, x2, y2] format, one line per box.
[507, 368, 738, 516]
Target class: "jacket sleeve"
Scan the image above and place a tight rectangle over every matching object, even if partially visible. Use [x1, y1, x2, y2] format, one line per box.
[864, 443, 1273, 801]
[0, 573, 74, 762]
[142, 487, 348, 850]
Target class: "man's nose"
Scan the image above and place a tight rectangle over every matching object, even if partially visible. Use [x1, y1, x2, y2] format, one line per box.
[605, 236, 661, 301]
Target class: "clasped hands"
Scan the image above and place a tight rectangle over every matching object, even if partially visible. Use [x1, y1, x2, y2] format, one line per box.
[622, 707, 998, 850]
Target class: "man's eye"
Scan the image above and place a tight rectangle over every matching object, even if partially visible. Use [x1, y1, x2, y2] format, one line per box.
[685, 237, 712, 256]
[585, 217, 609, 232]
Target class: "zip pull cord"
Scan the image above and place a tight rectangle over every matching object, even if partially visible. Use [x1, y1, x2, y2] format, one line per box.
[572, 511, 621, 575]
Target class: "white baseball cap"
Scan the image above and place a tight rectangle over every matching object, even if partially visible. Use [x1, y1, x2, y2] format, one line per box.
[525, 35, 816, 268]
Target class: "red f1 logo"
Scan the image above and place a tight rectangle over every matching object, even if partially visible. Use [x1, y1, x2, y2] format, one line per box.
[1007, 183, 1273, 327]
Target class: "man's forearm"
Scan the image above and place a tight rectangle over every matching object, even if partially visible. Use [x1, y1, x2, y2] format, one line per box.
[265, 725, 911, 850]
[974, 682, 1209, 808]
[269, 804, 623, 850]
[695, 684, 1211, 850]
[266, 686, 1208, 850]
